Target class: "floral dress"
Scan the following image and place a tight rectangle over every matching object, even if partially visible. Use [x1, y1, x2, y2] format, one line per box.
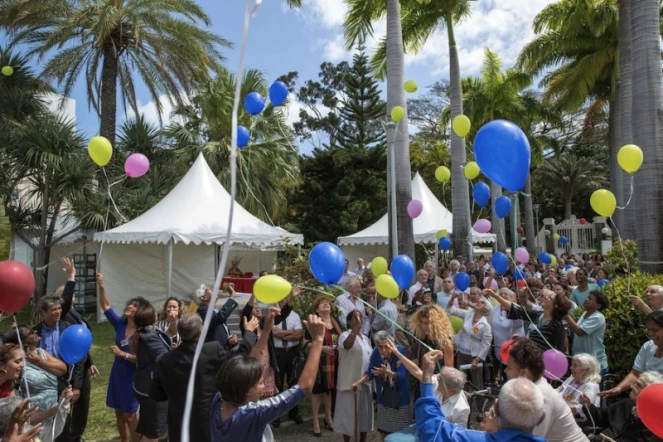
[258, 328, 278, 398]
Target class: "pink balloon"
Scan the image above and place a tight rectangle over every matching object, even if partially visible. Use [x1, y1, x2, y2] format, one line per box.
[515, 247, 529, 264]
[125, 153, 150, 178]
[473, 219, 492, 234]
[407, 200, 423, 218]
[483, 277, 498, 290]
[543, 349, 569, 380]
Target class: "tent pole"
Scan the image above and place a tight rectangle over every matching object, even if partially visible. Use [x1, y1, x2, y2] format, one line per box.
[434, 241, 439, 275]
[167, 240, 173, 298]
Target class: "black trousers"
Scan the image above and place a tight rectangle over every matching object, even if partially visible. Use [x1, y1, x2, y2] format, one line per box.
[274, 347, 300, 417]
[70, 370, 91, 442]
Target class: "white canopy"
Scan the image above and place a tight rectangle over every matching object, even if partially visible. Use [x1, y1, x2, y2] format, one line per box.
[338, 173, 496, 246]
[94, 153, 303, 247]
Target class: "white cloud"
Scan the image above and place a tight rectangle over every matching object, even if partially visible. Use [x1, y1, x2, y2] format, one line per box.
[285, 93, 304, 127]
[124, 93, 190, 127]
[42, 93, 76, 124]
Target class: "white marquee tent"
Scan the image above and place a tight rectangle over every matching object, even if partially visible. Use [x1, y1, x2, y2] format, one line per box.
[338, 173, 496, 264]
[94, 153, 303, 318]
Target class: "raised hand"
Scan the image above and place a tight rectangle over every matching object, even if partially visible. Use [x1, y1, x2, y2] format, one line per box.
[4, 423, 43, 442]
[61, 258, 75, 279]
[371, 364, 391, 377]
[95, 273, 104, 288]
[422, 350, 443, 380]
[244, 316, 260, 333]
[303, 314, 325, 341]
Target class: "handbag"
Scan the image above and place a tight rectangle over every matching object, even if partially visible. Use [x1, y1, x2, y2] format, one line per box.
[291, 355, 322, 386]
[381, 383, 402, 409]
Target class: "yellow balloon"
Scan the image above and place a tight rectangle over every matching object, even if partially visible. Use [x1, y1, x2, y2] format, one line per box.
[464, 161, 480, 180]
[404, 80, 418, 93]
[371, 257, 388, 277]
[435, 229, 448, 241]
[452, 115, 471, 137]
[391, 106, 405, 123]
[450, 315, 462, 333]
[617, 144, 643, 174]
[550, 255, 557, 267]
[375, 274, 400, 299]
[435, 166, 451, 183]
[1, 66, 13, 77]
[88, 136, 113, 167]
[553, 233, 560, 241]
[590, 189, 617, 217]
[253, 274, 292, 304]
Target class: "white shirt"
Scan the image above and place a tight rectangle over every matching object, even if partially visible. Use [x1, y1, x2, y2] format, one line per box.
[447, 305, 492, 360]
[272, 311, 302, 349]
[355, 267, 365, 276]
[431, 375, 470, 427]
[534, 377, 589, 442]
[335, 292, 370, 335]
[558, 378, 600, 422]
[338, 271, 357, 287]
[337, 331, 373, 391]
[490, 307, 524, 358]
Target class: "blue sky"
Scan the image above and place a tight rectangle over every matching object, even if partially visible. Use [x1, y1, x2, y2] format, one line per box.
[22, 0, 556, 156]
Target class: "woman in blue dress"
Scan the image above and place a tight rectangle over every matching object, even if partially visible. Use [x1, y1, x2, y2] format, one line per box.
[97, 273, 149, 442]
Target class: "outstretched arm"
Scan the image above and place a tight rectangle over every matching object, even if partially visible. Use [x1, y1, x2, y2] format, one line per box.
[386, 340, 423, 381]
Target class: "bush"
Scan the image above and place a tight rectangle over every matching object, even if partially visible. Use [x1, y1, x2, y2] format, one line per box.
[605, 238, 638, 277]
[602, 271, 662, 378]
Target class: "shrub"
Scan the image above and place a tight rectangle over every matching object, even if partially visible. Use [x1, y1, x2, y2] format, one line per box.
[602, 271, 663, 378]
[604, 238, 638, 277]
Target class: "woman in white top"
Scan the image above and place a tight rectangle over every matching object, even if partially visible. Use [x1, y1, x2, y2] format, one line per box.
[558, 353, 601, 423]
[489, 288, 524, 382]
[334, 311, 374, 442]
[447, 292, 492, 389]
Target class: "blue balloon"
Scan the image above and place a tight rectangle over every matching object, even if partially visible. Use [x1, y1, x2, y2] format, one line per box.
[492, 252, 509, 275]
[598, 279, 610, 287]
[564, 264, 573, 271]
[244, 92, 265, 116]
[474, 120, 531, 192]
[59, 325, 92, 365]
[472, 182, 491, 208]
[237, 125, 250, 148]
[559, 236, 568, 245]
[455, 272, 470, 291]
[538, 253, 552, 265]
[513, 268, 525, 281]
[439, 237, 452, 251]
[269, 81, 289, 106]
[391, 254, 416, 290]
[309, 242, 346, 284]
[495, 195, 512, 219]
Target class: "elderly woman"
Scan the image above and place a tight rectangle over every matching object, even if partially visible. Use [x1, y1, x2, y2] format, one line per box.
[157, 297, 185, 347]
[353, 331, 412, 436]
[582, 371, 663, 442]
[334, 311, 374, 442]
[565, 291, 610, 375]
[558, 354, 601, 423]
[446, 292, 492, 389]
[630, 285, 663, 316]
[489, 288, 524, 382]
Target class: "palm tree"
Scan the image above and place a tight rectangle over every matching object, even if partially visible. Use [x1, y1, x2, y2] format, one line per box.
[630, 0, 663, 273]
[167, 68, 300, 223]
[618, 0, 634, 238]
[535, 153, 606, 220]
[0, 0, 230, 145]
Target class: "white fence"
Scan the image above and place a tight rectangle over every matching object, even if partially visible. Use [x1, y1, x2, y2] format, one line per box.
[539, 215, 608, 256]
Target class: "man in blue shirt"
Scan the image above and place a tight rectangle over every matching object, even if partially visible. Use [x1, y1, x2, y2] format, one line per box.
[415, 350, 548, 442]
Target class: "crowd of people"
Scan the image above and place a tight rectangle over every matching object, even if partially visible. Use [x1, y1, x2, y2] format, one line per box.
[0, 251, 661, 442]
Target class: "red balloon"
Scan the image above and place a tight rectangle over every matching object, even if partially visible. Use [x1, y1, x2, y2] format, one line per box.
[638, 384, 663, 438]
[517, 226, 524, 235]
[517, 280, 527, 288]
[499, 340, 514, 364]
[0, 261, 35, 313]
[579, 218, 587, 225]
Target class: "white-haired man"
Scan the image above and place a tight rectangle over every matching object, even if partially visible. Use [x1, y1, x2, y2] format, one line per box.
[335, 278, 370, 334]
[415, 351, 547, 442]
[425, 261, 444, 293]
[630, 285, 663, 315]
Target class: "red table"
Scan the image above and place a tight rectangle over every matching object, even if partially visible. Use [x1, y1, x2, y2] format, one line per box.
[222, 277, 257, 294]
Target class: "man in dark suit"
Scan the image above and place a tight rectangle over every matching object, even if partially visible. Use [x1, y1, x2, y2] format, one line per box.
[195, 284, 239, 350]
[150, 312, 259, 442]
[55, 258, 97, 442]
[33, 296, 85, 442]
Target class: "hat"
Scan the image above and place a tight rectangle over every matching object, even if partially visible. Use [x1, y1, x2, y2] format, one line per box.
[194, 284, 208, 305]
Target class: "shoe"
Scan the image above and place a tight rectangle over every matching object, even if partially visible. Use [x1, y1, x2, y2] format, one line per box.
[272, 418, 280, 428]
[290, 414, 303, 424]
[313, 431, 322, 437]
[324, 418, 334, 431]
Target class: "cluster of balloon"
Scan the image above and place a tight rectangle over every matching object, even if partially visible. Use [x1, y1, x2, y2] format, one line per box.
[543, 349, 568, 381]
[435, 230, 448, 241]
[491, 252, 509, 275]
[309, 242, 345, 285]
[494, 195, 512, 219]
[472, 182, 490, 208]
[1, 66, 13, 76]
[483, 277, 498, 290]
[391, 106, 405, 123]
[371, 257, 388, 277]
[499, 340, 515, 364]
[404, 80, 418, 93]
[515, 247, 529, 264]
[637, 383, 663, 439]
[407, 200, 423, 219]
[439, 236, 452, 251]
[590, 189, 617, 218]
[559, 236, 568, 245]
[435, 166, 450, 183]
[474, 120, 531, 192]
[455, 272, 470, 291]
[539, 253, 552, 265]
[464, 161, 480, 180]
[0, 261, 35, 313]
[125, 153, 150, 178]
[391, 255, 415, 291]
[88, 136, 113, 167]
[473, 219, 491, 234]
[60, 325, 93, 365]
[452, 115, 471, 138]
[254, 274, 292, 304]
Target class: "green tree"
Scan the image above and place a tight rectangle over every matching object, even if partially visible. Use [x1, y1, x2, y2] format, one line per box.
[0, 0, 230, 145]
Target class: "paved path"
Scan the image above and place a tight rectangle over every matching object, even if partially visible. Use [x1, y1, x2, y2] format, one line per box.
[272, 417, 384, 442]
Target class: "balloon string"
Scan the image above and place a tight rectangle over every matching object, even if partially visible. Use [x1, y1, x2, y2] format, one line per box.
[35, 242, 88, 271]
[544, 369, 597, 437]
[13, 316, 30, 400]
[608, 217, 631, 297]
[616, 175, 634, 210]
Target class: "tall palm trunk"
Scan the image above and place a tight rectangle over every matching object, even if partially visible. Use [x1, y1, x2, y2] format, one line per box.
[609, 72, 624, 233]
[619, 0, 635, 239]
[447, 15, 471, 258]
[630, 0, 663, 273]
[386, 0, 414, 262]
[490, 182, 506, 251]
[524, 174, 536, 253]
[100, 40, 119, 145]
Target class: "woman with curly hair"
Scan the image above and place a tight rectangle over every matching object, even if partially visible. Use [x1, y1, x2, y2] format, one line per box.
[156, 297, 185, 347]
[408, 305, 454, 371]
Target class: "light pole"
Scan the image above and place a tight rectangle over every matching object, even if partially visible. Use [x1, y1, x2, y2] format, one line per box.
[534, 204, 541, 252]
